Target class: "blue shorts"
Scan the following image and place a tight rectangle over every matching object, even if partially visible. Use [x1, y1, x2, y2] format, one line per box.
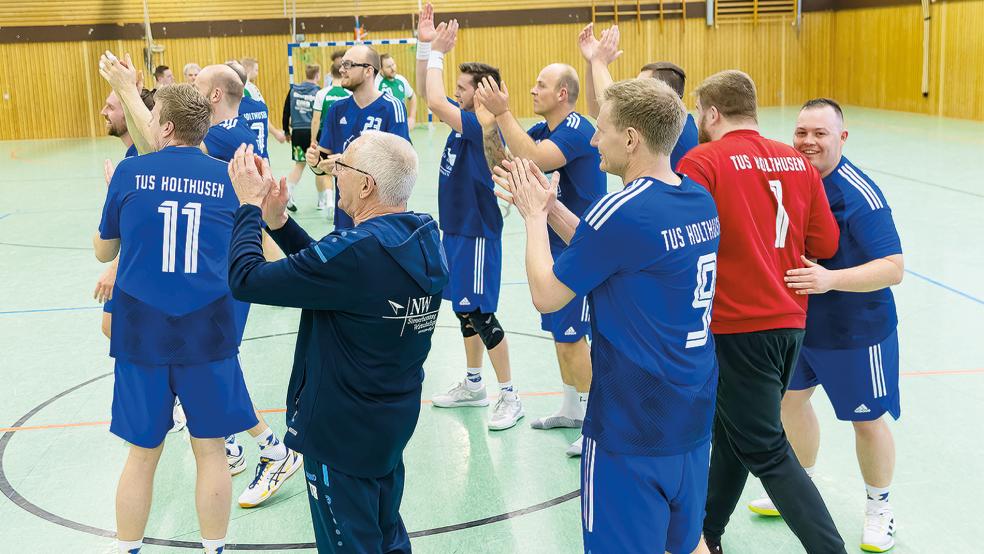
[541, 295, 591, 342]
[442, 233, 502, 314]
[110, 355, 258, 448]
[304, 456, 410, 554]
[581, 438, 709, 553]
[790, 329, 901, 421]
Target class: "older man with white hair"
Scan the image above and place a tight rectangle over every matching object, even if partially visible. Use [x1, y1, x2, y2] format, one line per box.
[227, 131, 448, 553]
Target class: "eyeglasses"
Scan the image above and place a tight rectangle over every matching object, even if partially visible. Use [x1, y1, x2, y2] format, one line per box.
[340, 60, 377, 72]
[333, 159, 373, 179]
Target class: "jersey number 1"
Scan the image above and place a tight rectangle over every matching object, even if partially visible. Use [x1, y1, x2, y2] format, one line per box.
[158, 201, 202, 273]
[685, 253, 717, 349]
[769, 179, 790, 248]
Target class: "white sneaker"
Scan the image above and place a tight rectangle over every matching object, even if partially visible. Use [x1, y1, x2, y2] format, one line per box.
[488, 391, 524, 430]
[861, 502, 896, 552]
[286, 198, 297, 212]
[238, 449, 303, 508]
[225, 436, 247, 476]
[432, 381, 490, 408]
[748, 495, 780, 517]
[530, 414, 583, 430]
[168, 399, 186, 434]
[565, 435, 584, 457]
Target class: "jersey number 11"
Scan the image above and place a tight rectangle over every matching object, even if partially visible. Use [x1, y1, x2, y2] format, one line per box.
[158, 201, 202, 273]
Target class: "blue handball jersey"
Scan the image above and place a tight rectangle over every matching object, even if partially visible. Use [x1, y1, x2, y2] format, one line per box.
[554, 176, 721, 456]
[98, 146, 241, 365]
[203, 117, 260, 162]
[319, 92, 411, 229]
[438, 99, 502, 238]
[125, 143, 138, 158]
[239, 96, 270, 159]
[671, 114, 699, 171]
[526, 112, 607, 253]
[804, 156, 902, 350]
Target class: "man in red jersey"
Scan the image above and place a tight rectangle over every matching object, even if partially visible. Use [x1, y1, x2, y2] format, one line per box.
[677, 70, 845, 554]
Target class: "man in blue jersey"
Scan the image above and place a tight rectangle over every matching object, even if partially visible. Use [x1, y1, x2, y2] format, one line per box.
[93, 83, 257, 554]
[100, 54, 302, 508]
[283, 64, 321, 211]
[227, 131, 448, 554]
[227, 61, 272, 160]
[577, 23, 698, 169]
[414, 14, 522, 429]
[477, 58, 606, 457]
[305, 45, 411, 230]
[748, 98, 904, 553]
[495, 78, 719, 554]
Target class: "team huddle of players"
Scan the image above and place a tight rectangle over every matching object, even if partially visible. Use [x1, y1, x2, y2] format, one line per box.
[93, 2, 904, 552]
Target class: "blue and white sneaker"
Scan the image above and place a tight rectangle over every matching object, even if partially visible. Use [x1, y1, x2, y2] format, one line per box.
[238, 449, 303, 508]
[225, 436, 246, 476]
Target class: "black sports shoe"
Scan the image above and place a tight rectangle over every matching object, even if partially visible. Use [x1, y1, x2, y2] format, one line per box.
[705, 537, 724, 554]
[286, 200, 297, 213]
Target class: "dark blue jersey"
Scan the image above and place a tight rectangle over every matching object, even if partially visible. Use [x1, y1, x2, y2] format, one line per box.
[554, 176, 721, 455]
[804, 157, 903, 349]
[318, 92, 411, 229]
[671, 114, 699, 171]
[285, 82, 320, 130]
[437, 99, 502, 238]
[203, 117, 259, 162]
[526, 112, 607, 253]
[98, 146, 240, 365]
[239, 96, 270, 159]
[124, 143, 138, 158]
[229, 208, 448, 478]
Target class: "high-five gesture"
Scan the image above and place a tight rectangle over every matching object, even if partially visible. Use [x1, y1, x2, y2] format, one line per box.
[99, 51, 138, 92]
[476, 76, 510, 117]
[417, 2, 437, 43]
[594, 25, 624, 66]
[577, 23, 599, 62]
[433, 19, 458, 53]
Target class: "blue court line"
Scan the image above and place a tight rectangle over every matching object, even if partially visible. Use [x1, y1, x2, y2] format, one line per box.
[0, 306, 101, 316]
[0, 213, 10, 221]
[904, 270, 984, 306]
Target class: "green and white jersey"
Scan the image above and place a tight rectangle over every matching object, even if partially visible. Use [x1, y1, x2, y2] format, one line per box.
[314, 85, 352, 114]
[374, 74, 414, 103]
[244, 81, 264, 103]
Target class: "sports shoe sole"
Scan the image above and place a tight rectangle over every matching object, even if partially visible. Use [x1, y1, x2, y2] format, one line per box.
[860, 540, 895, 553]
[431, 398, 490, 408]
[238, 453, 304, 508]
[748, 504, 781, 517]
[488, 410, 525, 431]
[530, 416, 583, 430]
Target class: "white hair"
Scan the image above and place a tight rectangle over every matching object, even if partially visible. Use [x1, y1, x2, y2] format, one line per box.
[348, 131, 417, 206]
[183, 63, 201, 75]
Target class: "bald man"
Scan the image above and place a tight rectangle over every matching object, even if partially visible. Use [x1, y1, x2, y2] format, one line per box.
[305, 44, 410, 229]
[476, 62, 607, 456]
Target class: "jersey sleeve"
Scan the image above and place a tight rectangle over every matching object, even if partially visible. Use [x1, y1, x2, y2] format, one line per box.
[804, 166, 840, 260]
[546, 124, 590, 164]
[318, 103, 338, 151]
[553, 202, 641, 295]
[313, 88, 328, 112]
[847, 208, 903, 261]
[98, 165, 128, 240]
[399, 75, 414, 98]
[384, 104, 411, 141]
[460, 109, 483, 144]
[677, 151, 716, 194]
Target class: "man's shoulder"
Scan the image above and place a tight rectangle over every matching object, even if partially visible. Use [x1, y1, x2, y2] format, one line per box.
[309, 227, 376, 263]
[563, 111, 593, 133]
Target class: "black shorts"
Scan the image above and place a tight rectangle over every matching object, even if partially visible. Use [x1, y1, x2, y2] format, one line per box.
[290, 128, 312, 162]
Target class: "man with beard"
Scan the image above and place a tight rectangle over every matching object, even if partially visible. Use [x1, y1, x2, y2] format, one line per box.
[676, 70, 845, 554]
[305, 45, 410, 230]
[376, 53, 417, 129]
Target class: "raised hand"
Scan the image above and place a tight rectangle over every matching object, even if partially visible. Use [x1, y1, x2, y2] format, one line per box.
[98, 51, 138, 91]
[228, 143, 271, 207]
[577, 23, 599, 62]
[256, 156, 290, 229]
[476, 76, 510, 116]
[474, 95, 496, 128]
[433, 19, 458, 54]
[504, 158, 557, 221]
[594, 26, 624, 65]
[417, 2, 437, 43]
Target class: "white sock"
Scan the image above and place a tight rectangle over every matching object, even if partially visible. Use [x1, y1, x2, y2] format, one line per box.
[499, 380, 514, 394]
[202, 537, 226, 554]
[865, 483, 890, 503]
[225, 434, 240, 453]
[287, 179, 299, 199]
[550, 384, 582, 419]
[803, 465, 816, 478]
[254, 427, 287, 460]
[465, 367, 482, 391]
[318, 190, 328, 203]
[117, 539, 143, 553]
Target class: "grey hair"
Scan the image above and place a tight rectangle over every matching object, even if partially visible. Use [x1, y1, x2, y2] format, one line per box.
[348, 131, 417, 206]
[183, 63, 201, 75]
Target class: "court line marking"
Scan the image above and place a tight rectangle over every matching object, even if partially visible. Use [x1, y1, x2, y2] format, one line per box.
[0, 306, 102, 315]
[903, 270, 983, 306]
[859, 165, 984, 200]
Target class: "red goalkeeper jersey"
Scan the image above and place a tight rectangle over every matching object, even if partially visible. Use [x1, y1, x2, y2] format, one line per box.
[678, 129, 839, 334]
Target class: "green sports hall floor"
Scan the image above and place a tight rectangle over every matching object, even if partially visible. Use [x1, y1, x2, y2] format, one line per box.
[0, 107, 981, 553]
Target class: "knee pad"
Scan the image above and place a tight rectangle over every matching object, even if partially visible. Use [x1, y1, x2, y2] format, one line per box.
[468, 311, 505, 350]
[455, 311, 478, 338]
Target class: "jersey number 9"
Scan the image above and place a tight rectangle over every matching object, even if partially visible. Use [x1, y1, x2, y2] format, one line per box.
[685, 253, 717, 349]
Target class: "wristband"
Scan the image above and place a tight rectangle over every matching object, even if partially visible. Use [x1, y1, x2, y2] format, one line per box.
[427, 50, 444, 71]
[416, 42, 432, 61]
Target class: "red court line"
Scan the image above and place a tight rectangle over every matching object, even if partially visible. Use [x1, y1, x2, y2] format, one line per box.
[0, 391, 566, 434]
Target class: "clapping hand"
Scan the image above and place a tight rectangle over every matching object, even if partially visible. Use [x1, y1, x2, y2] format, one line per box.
[98, 51, 138, 91]
[432, 19, 459, 54]
[491, 158, 557, 220]
[229, 144, 273, 208]
[577, 23, 599, 62]
[476, 76, 510, 117]
[594, 25, 624, 65]
[417, 2, 437, 43]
